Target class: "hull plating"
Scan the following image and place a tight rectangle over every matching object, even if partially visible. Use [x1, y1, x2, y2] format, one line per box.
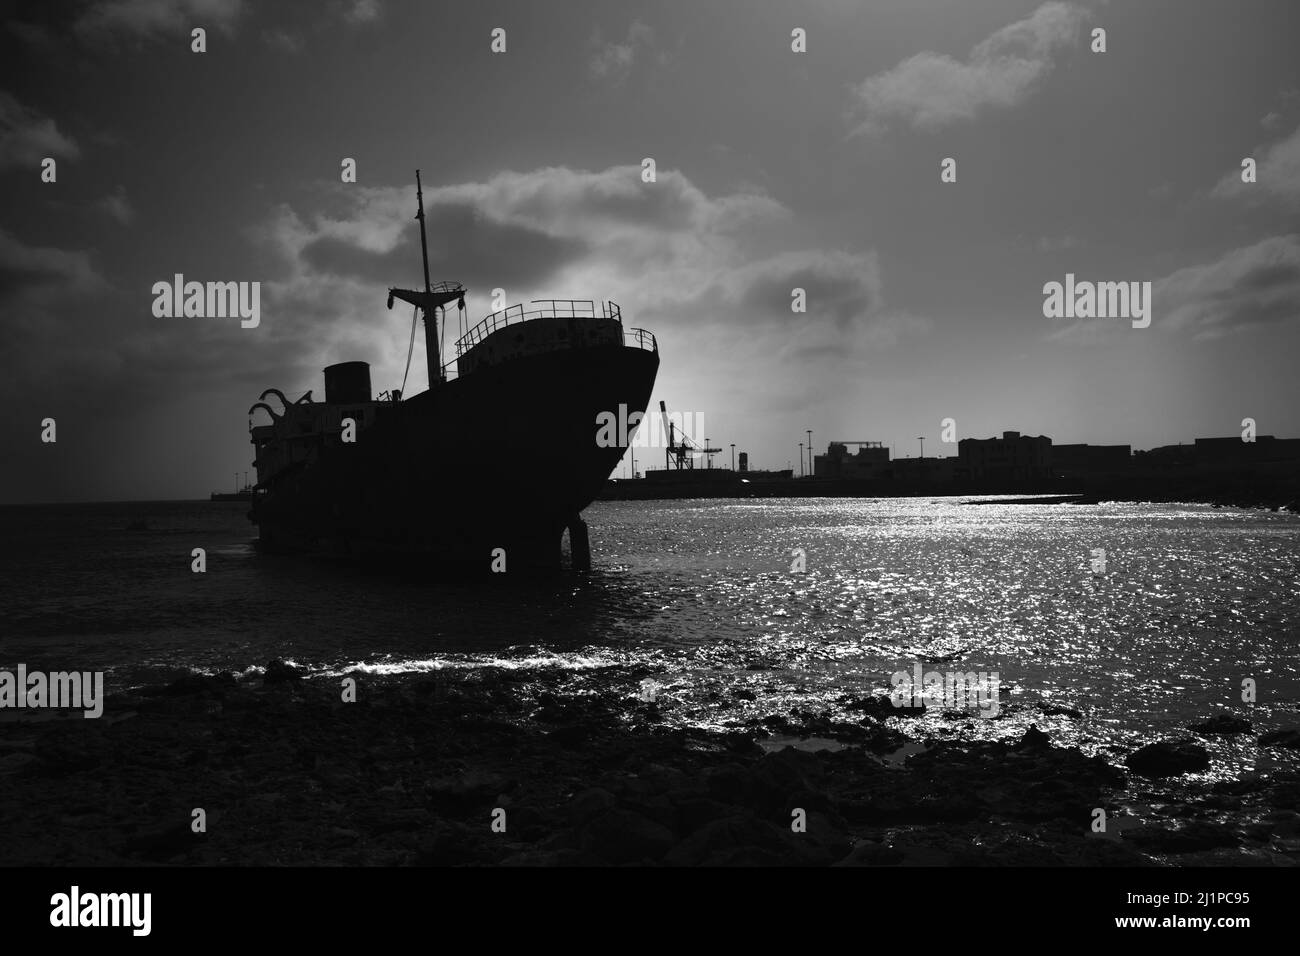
[250, 344, 658, 567]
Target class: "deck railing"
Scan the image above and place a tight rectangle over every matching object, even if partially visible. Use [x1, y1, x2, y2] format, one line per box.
[623, 327, 657, 353]
[454, 299, 624, 357]
[438, 300, 655, 380]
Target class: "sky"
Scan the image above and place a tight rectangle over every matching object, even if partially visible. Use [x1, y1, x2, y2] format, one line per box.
[1, 0, 1298, 501]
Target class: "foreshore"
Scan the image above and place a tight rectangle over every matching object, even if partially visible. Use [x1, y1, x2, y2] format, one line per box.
[599, 473, 1300, 513]
[2, 665, 1297, 866]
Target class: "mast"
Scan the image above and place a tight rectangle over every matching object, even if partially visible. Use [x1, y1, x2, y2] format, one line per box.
[415, 170, 439, 383]
[386, 171, 465, 391]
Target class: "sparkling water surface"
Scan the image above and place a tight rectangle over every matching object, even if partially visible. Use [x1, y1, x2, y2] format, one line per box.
[2, 497, 1297, 783]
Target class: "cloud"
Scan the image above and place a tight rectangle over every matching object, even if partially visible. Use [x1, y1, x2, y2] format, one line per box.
[261, 29, 304, 53]
[74, 0, 243, 42]
[589, 20, 657, 85]
[7, 21, 57, 47]
[1211, 122, 1300, 208]
[252, 165, 921, 387]
[1036, 235, 1082, 252]
[342, 0, 381, 24]
[96, 186, 136, 225]
[849, 1, 1085, 134]
[0, 229, 103, 291]
[0, 92, 79, 170]
[0, 228, 114, 397]
[1155, 234, 1300, 339]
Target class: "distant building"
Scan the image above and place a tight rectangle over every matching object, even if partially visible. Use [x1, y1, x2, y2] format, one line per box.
[1053, 443, 1131, 476]
[738, 452, 749, 473]
[1133, 443, 1195, 469]
[814, 442, 890, 479]
[891, 456, 960, 483]
[958, 431, 1052, 482]
[1194, 435, 1300, 464]
[644, 467, 735, 483]
[1134, 436, 1300, 470]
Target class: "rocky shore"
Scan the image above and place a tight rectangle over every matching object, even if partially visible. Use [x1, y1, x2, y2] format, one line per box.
[2, 665, 1298, 866]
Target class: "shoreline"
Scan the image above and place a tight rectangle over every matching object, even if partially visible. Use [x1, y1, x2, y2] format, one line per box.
[597, 474, 1300, 513]
[2, 665, 1297, 866]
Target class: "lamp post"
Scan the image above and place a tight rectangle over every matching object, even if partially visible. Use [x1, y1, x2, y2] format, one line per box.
[918, 437, 925, 460]
[730, 443, 735, 472]
[806, 429, 813, 477]
[798, 443, 804, 477]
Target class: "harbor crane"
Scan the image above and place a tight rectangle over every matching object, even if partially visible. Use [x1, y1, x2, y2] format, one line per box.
[659, 400, 721, 469]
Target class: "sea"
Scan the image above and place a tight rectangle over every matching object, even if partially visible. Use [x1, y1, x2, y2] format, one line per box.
[2, 496, 1298, 783]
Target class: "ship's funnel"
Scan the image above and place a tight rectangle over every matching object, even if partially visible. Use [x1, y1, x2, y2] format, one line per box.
[323, 361, 371, 404]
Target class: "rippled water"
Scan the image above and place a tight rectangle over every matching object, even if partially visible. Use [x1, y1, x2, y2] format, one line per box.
[2, 497, 1298, 780]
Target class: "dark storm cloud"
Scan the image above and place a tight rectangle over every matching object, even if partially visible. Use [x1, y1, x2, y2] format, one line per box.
[0, 92, 79, 170]
[300, 202, 586, 292]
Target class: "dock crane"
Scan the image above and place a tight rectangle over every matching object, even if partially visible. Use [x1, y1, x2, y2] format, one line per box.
[659, 400, 721, 469]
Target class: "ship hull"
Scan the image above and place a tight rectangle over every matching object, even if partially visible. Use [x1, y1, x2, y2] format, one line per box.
[250, 344, 658, 568]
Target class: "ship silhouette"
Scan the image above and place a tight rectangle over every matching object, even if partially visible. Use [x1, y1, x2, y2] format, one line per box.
[244, 171, 660, 568]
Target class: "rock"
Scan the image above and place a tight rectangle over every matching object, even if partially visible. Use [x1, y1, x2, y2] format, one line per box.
[834, 840, 905, 866]
[578, 809, 676, 864]
[1266, 782, 1300, 809]
[664, 813, 828, 867]
[744, 748, 823, 809]
[567, 787, 617, 825]
[696, 845, 796, 866]
[847, 695, 925, 719]
[1262, 810, 1300, 837]
[1259, 728, 1300, 750]
[704, 763, 749, 803]
[899, 844, 958, 866]
[500, 848, 604, 866]
[1188, 714, 1252, 735]
[0, 752, 37, 775]
[548, 724, 587, 747]
[412, 821, 488, 866]
[1040, 704, 1083, 720]
[674, 797, 731, 834]
[1016, 725, 1053, 751]
[33, 743, 102, 777]
[263, 660, 302, 683]
[1212, 776, 1270, 796]
[794, 809, 853, 862]
[141, 672, 236, 697]
[1127, 821, 1239, 854]
[1125, 740, 1210, 777]
[426, 771, 512, 812]
[118, 821, 205, 862]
